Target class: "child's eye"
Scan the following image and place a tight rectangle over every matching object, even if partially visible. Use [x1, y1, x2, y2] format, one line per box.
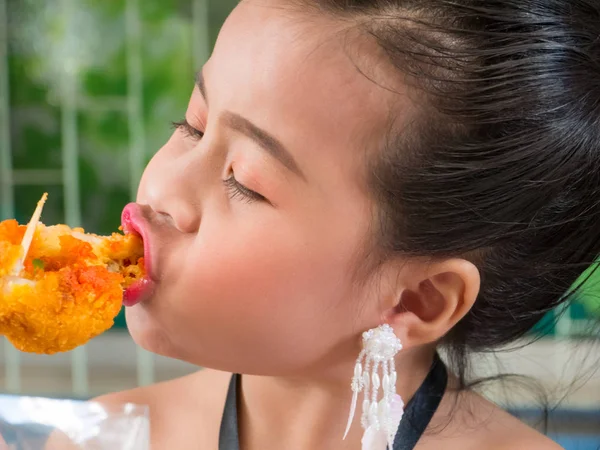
[172, 119, 204, 140]
[223, 175, 267, 204]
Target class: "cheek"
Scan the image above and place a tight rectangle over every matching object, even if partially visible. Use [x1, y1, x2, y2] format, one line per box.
[194, 214, 351, 305]
[165, 216, 359, 373]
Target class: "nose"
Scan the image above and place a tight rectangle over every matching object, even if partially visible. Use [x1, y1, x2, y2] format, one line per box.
[138, 152, 202, 234]
[155, 199, 199, 234]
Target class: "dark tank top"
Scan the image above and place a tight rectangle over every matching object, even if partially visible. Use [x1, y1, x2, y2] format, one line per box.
[219, 353, 448, 450]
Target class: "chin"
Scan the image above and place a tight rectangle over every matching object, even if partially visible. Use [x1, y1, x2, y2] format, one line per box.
[124, 304, 180, 360]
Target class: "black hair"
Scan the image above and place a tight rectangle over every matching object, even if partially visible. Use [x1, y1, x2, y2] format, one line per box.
[312, 0, 600, 391]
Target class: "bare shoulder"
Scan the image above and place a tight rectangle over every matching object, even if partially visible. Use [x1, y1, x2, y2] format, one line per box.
[48, 369, 233, 450]
[480, 409, 564, 450]
[420, 390, 564, 450]
[93, 367, 232, 411]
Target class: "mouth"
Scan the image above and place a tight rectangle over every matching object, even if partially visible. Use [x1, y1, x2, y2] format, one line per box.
[121, 203, 157, 307]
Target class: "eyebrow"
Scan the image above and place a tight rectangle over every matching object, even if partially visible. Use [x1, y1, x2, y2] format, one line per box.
[195, 71, 305, 180]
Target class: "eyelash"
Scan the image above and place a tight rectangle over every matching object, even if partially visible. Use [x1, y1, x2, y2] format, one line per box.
[223, 175, 266, 204]
[172, 119, 204, 140]
[172, 119, 266, 204]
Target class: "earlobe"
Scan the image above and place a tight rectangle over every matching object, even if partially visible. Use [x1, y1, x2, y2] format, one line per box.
[385, 259, 480, 347]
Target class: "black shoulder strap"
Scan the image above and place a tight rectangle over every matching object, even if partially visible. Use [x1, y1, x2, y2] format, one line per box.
[219, 354, 447, 450]
[219, 373, 240, 450]
[393, 353, 447, 449]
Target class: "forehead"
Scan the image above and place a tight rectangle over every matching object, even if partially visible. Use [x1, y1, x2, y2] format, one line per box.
[205, 0, 404, 183]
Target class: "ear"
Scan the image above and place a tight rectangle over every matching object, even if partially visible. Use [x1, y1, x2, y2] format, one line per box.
[382, 259, 480, 347]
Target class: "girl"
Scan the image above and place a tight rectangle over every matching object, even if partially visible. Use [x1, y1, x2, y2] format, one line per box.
[96, 0, 600, 448]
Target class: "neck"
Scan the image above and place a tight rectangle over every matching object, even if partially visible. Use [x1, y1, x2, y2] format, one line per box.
[238, 347, 436, 450]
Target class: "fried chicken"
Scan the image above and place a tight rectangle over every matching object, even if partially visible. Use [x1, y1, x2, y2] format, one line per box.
[0, 193, 145, 354]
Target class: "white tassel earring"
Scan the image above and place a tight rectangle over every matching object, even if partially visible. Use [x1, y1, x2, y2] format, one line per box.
[343, 324, 404, 450]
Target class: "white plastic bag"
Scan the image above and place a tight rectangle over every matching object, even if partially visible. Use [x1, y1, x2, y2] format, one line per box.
[0, 395, 149, 450]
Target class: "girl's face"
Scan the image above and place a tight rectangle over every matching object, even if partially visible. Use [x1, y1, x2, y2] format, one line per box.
[126, 0, 400, 376]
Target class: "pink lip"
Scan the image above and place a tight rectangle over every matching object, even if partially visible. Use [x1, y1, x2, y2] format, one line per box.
[122, 277, 155, 307]
[121, 203, 157, 307]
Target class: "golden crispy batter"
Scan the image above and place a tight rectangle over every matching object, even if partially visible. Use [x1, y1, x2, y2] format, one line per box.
[0, 194, 144, 354]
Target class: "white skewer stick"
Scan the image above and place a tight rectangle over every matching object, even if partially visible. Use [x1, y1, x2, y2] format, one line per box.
[10, 192, 48, 276]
